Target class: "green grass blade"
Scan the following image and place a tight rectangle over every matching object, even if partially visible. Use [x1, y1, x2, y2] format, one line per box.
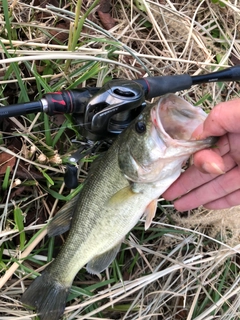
[52, 120, 68, 148]
[39, 167, 55, 186]
[47, 237, 55, 263]
[2, 0, 13, 44]
[0, 40, 29, 102]
[13, 204, 26, 250]
[24, 60, 52, 93]
[2, 166, 11, 191]
[43, 113, 53, 147]
[67, 62, 101, 89]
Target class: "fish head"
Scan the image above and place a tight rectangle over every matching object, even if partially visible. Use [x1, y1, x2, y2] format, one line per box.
[118, 93, 217, 183]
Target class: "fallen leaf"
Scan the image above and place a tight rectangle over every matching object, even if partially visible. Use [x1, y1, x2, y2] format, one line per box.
[97, 0, 115, 30]
[49, 21, 70, 44]
[0, 152, 16, 174]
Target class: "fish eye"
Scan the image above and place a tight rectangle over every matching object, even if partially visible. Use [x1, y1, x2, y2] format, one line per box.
[135, 121, 146, 134]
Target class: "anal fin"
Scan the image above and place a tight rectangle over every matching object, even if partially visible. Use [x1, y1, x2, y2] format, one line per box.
[86, 242, 122, 274]
[48, 195, 79, 237]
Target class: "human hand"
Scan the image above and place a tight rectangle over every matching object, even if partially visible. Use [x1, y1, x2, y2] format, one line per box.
[162, 99, 240, 211]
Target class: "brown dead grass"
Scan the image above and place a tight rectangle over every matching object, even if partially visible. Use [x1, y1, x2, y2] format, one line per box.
[0, 0, 240, 319]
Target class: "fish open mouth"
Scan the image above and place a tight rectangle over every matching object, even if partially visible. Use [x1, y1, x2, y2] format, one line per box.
[152, 94, 207, 142]
[119, 94, 216, 184]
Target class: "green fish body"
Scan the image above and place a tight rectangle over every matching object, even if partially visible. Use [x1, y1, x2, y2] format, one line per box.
[21, 94, 217, 320]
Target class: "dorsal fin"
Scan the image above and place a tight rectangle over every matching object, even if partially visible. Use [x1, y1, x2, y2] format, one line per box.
[48, 195, 79, 237]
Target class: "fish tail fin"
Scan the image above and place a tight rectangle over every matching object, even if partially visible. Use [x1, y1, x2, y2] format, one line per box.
[21, 269, 70, 320]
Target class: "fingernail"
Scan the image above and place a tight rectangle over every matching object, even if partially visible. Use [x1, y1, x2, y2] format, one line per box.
[202, 162, 225, 174]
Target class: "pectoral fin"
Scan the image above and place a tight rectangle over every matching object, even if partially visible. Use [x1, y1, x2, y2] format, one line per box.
[86, 242, 122, 274]
[108, 185, 137, 206]
[144, 199, 158, 230]
[48, 195, 79, 237]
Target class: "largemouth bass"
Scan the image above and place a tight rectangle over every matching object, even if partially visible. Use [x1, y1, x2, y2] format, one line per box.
[21, 94, 216, 320]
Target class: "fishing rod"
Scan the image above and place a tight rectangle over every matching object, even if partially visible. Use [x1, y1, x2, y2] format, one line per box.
[0, 66, 240, 141]
[1, 65, 240, 188]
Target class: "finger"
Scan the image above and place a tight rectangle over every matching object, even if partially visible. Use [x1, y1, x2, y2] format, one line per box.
[192, 135, 230, 174]
[198, 99, 240, 139]
[172, 166, 240, 211]
[193, 149, 225, 174]
[195, 133, 240, 173]
[228, 132, 240, 164]
[162, 153, 236, 201]
[162, 165, 219, 201]
[191, 123, 203, 138]
[204, 189, 240, 209]
[203, 189, 240, 209]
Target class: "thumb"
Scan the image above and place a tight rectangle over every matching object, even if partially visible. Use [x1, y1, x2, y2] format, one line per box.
[191, 124, 225, 174]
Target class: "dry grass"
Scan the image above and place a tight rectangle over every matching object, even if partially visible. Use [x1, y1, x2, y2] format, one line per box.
[1, 0, 240, 319]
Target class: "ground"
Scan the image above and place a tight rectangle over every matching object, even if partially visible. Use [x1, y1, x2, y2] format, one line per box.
[0, 1, 240, 319]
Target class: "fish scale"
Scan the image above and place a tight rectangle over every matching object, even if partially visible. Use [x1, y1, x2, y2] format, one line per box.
[21, 94, 217, 320]
[50, 141, 127, 277]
